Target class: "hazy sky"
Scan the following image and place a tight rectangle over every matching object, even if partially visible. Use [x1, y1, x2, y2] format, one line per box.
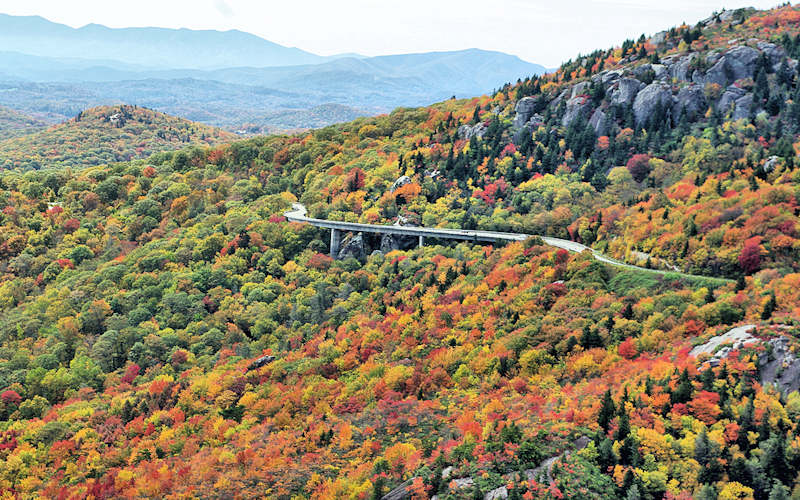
[0, 0, 787, 66]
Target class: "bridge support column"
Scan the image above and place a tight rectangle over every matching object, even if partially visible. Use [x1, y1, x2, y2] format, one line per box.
[330, 229, 341, 258]
[418, 236, 425, 248]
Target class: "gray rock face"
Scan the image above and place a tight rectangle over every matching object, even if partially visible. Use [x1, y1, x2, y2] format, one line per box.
[381, 478, 414, 500]
[513, 97, 539, 128]
[610, 78, 644, 106]
[652, 64, 669, 81]
[733, 94, 754, 120]
[669, 53, 697, 82]
[379, 233, 418, 253]
[457, 122, 487, 140]
[764, 155, 780, 173]
[673, 83, 707, 121]
[633, 82, 673, 126]
[600, 70, 623, 85]
[550, 88, 569, 107]
[652, 31, 667, 46]
[337, 232, 365, 260]
[449, 478, 475, 490]
[562, 96, 592, 126]
[703, 58, 729, 87]
[248, 355, 275, 371]
[389, 175, 412, 193]
[759, 336, 800, 395]
[757, 41, 787, 67]
[570, 81, 590, 99]
[718, 86, 747, 114]
[589, 108, 607, 136]
[725, 45, 760, 81]
[485, 486, 508, 500]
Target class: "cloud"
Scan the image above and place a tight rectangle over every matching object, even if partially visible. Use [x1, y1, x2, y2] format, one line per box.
[213, 0, 234, 18]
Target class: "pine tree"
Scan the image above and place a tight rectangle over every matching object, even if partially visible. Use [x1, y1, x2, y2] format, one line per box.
[598, 389, 616, 434]
[762, 292, 778, 320]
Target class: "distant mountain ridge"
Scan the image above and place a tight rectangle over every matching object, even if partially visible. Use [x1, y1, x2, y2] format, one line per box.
[0, 13, 549, 131]
[0, 14, 330, 69]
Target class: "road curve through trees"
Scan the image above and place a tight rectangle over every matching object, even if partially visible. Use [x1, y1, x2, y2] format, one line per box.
[284, 203, 730, 282]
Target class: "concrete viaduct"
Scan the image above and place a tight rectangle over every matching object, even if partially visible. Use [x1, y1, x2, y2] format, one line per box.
[283, 203, 730, 281]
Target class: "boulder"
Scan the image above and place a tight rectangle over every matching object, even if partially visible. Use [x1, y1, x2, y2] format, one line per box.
[600, 70, 623, 85]
[247, 355, 275, 371]
[562, 96, 592, 126]
[457, 122, 487, 140]
[725, 45, 760, 81]
[381, 478, 415, 500]
[588, 108, 608, 136]
[633, 64, 655, 80]
[669, 53, 697, 82]
[717, 85, 747, 114]
[389, 175, 412, 193]
[550, 88, 569, 107]
[673, 83, 707, 121]
[485, 486, 508, 500]
[570, 81, 590, 99]
[609, 78, 644, 106]
[756, 41, 787, 67]
[702, 58, 728, 87]
[733, 93, 754, 120]
[651, 31, 667, 46]
[450, 478, 475, 490]
[633, 82, 673, 126]
[719, 9, 735, 22]
[380, 234, 400, 253]
[759, 336, 800, 395]
[513, 97, 538, 128]
[337, 232, 365, 260]
[652, 64, 669, 80]
[764, 155, 780, 173]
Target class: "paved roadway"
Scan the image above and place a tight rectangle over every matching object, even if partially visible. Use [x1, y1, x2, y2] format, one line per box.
[284, 203, 730, 281]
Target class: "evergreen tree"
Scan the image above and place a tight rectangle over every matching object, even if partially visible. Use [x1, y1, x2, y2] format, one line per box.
[762, 292, 777, 320]
[598, 390, 616, 434]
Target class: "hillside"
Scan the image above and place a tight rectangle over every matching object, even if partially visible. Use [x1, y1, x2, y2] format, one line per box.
[0, 106, 47, 140]
[1, 4, 800, 500]
[0, 105, 236, 169]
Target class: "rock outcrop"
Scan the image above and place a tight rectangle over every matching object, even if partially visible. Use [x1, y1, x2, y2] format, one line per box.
[609, 78, 644, 106]
[633, 82, 673, 125]
[759, 336, 800, 395]
[589, 108, 608, 136]
[733, 94, 754, 120]
[381, 479, 414, 500]
[458, 122, 488, 140]
[513, 97, 538, 128]
[718, 86, 747, 114]
[673, 83, 707, 121]
[337, 232, 365, 260]
[689, 324, 758, 362]
[691, 325, 800, 395]
[389, 175, 412, 193]
[562, 96, 592, 126]
[247, 355, 275, 371]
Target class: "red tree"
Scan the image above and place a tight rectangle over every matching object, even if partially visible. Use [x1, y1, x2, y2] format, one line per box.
[626, 154, 651, 183]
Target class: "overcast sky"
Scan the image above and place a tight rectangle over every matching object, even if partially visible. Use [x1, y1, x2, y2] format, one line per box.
[0, 0, 787, 67]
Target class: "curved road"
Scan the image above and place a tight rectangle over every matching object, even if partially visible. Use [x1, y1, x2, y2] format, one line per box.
[285, 203, 730, 282]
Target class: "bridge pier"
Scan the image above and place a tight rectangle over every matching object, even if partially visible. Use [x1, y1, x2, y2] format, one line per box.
[418, 235, 425, 248]
[330, 229, 341, 258]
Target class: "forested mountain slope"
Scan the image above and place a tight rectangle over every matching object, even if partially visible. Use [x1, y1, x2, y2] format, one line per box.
[0, 4, 800, 500]
[0, 106, 47, 140]
[0, 105, 236, 169]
